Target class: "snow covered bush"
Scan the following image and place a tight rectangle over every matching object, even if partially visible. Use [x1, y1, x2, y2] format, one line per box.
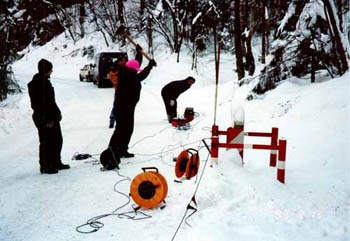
[254, 0, 349, 94]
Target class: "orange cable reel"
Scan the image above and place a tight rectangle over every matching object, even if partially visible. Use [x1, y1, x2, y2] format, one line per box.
[175, 148, 200, 180]
[130, 167, 168, 209]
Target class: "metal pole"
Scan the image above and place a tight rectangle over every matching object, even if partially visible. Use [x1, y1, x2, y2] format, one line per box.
[213, 30, 221, 125]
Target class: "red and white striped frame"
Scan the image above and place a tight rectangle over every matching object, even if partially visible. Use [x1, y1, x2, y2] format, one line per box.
[277, 139, 287, 183]
[210, 125, 287, 184]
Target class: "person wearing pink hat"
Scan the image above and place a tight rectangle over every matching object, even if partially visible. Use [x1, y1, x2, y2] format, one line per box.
[100, 47, 157, 167]
[125, 59, 142, 71]
[109, 45, 143, 128]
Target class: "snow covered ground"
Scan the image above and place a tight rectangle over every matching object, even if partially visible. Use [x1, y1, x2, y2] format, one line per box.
[1, 33, 349, 241]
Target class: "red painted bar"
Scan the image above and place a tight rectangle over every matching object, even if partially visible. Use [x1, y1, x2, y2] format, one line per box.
[245, 132, 272, 137]
[218, 143, 275, 150]
[269, 128, 278, 167]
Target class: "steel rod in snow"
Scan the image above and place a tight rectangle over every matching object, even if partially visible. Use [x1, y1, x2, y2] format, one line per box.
[213, 41, 221, 125]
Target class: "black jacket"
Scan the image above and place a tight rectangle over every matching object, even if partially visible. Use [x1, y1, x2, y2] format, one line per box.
[161, 80, 191, 100]
[28, 73, 61, 126]
[116, 63, 153, 110]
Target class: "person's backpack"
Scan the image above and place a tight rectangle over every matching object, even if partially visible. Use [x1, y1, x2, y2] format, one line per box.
[100, 148, 120, 170]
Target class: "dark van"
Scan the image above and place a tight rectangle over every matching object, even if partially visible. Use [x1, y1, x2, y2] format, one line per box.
[92, 52, 128, 88]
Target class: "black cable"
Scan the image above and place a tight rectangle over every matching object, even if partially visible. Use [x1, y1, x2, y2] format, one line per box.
[171, 149, 211, 241]
[76, 170, 152, 234]
[72, 152, 100, 160]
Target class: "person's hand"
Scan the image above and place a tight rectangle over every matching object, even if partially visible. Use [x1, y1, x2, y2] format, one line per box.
[46, 120, 54, 128]
[136, 44, 143, 52]
[148, 59, 157, 67]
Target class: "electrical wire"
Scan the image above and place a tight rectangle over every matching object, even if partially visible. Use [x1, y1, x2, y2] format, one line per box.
[171, 147, 211, 241]
[129, 126, 172, 149]
[133, 138, 210, 156]
[76, 169, 152, 234]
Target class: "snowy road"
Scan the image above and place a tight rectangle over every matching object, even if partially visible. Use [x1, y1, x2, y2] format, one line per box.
[1, 67, 349, 241]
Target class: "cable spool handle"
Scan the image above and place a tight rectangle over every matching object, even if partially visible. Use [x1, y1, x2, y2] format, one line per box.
[186, 148, 198, 155]
[142, 167, 159, 173]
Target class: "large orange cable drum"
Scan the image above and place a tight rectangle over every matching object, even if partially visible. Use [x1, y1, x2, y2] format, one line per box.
[130, 167, 168, 209]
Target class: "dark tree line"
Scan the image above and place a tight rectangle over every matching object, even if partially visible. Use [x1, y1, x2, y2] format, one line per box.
[1, 0, 349, 101]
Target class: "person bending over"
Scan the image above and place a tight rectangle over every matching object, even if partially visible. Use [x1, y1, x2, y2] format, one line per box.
[161, 76, 195, 123]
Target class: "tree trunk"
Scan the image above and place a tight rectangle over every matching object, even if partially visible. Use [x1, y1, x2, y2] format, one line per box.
[117, 0, 125, 45]
[243, 0, 249, 30]
[234, 0, 245, 80]
[336, 0, 343, 33]
[118, 0, 124, 25]
[79, 4, 85, 38]
[265, 6, 270, 55]
[172, 2, 179, 54]
[140, 0, 145, 29]
[311, 53, 315, 83]
[261, 0, 266, 64]
[323, 0, 348, 74]
[279, 0, 287, 22]
[147, 17, 153, 56]
[246, 6, 256, 76]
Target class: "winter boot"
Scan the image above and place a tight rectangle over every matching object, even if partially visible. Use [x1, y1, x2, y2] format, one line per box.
[119, 151, 135, 158]
[40, 166, 58, 174]
[56, 163, 70, 170]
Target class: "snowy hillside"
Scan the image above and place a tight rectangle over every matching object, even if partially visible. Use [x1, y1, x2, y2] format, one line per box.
[1, 32, 349, 241]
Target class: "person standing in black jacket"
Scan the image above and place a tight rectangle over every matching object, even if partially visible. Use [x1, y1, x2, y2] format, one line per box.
[109, 45, 143, 128]
[100, 55, 156, 169]
[28, 59, 70, 174]
[161, 77, 195, 122]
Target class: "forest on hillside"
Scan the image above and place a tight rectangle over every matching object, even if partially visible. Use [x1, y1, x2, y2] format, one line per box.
[1, 0, 349, 101]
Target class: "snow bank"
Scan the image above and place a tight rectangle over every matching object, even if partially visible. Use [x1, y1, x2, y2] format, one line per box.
[1, 30, 349, 241]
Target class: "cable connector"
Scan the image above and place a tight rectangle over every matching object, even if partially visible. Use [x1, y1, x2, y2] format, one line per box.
[72, 153, 92, 160]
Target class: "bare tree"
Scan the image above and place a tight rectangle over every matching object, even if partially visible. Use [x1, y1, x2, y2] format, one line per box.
[86, 0, 110, 46]
[147, 0, 190, 61]
[86, 0, 124, 44]
[53, 5, 80, 42]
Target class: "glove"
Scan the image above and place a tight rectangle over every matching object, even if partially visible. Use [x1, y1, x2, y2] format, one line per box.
[148, 59, 157, 67]
[169, 100, 175, 106]
[136, 44, 143, 52]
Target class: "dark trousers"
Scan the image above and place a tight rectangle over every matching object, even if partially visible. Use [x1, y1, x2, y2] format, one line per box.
[109, 91, 118, 125]
[162, 95, 177, 121]
[36, 122, 63, 169]
[108, 106, 135, 154]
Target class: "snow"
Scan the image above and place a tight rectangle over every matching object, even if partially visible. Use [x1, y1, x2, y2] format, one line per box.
[277, 3, 296, 35]
[192, 12, 202, 25]
[297, 1, 326, 36]
[1, 30, 350, 241]
[12, 9, 26, 19]
[152, 0, 164, 17]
